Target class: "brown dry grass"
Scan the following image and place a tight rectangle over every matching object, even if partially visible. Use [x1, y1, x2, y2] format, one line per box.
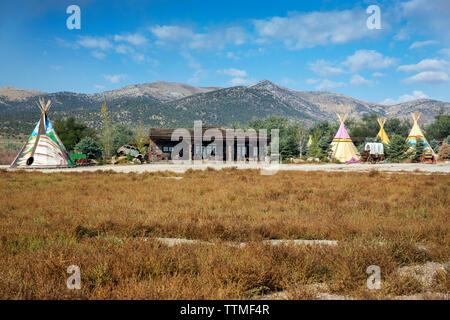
[0, 168, 448, 299]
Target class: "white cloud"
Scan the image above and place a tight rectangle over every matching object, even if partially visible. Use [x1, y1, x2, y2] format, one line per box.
[397, 0, 450, 41]
[380, 90, 429, 105]
[188, 69, 207, 84]
[133, 53, 145, 63]
[253, 9, 377, 49]
[102, 74, 125, 84]
[439, 48, 450, 58]
[150, 25, 194, 41]
[114, 33, 148, 46]
[342, 50, 397, 72]
[218, 68, 248, 78]
[115, 44, 134, 54]
[150, 25, 247, 50]
[350, 74, 371, 87]
[404, 71, 448, 83]
[316, 79, 345, 90]
[408, 40, 439, 49]
[309, 60, 344, 77]
[397, 59, 450, 72]
[94, 84, 106, 90]
[229, 77, 253, 86]
[92, 50, 106, 60]
[51, 65, 62, 71]
[217, 68, 253, 86]
[226, 52, 239, 60]
[372, 72, 385, 77]
[398, 58, 449, 83]
[77, 36, 112, 50]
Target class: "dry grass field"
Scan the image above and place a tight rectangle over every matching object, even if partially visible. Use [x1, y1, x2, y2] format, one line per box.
[0, 168, 448, 299]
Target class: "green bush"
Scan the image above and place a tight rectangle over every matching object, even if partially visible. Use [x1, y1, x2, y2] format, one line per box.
[385, 134, 409, 163]
[74, 137, 102, 160]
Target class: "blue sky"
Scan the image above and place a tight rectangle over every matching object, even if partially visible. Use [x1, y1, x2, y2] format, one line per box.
[0, 0, 449, 104]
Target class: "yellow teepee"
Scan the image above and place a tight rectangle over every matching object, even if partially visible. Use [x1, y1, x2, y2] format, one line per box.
[377, 117, 390, 143]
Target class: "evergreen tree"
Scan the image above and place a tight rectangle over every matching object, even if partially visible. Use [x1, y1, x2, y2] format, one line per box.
[74, 137, 102, 160]
[307, 130, 323, 158]
[385, 134, 409, 162]
[318, 135, 332, 159]
[412, 139, 425, 163]
[430, 139, 441, 154]
[54, 117, 97, 152]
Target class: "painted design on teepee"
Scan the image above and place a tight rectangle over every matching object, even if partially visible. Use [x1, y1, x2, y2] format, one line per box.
[10, 98, 74, 168]
[377, 117, 390, 143]
[406, 112, 435, 155]
[331, 113, 360, 162]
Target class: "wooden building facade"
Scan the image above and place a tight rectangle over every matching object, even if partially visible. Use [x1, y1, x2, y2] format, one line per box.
[148, 127, 270, 162]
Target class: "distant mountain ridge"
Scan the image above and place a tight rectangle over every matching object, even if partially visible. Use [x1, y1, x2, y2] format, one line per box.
[0, 80, 448, 137]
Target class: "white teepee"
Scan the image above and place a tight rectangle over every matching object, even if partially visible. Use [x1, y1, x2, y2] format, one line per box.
[10, 98, 74, 168]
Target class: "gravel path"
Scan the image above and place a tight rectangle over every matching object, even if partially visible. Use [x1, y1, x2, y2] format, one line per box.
[2, 162, 450, 173]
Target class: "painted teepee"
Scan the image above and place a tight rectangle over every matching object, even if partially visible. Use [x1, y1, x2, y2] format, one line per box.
[10, 98, 74, 168]
[406, 112, 435, 155]
[377, 117, 390, 143]
[331, 113, 360, 162]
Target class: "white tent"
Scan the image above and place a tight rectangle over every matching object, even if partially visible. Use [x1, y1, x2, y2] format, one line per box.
[10, 98, 74, 168]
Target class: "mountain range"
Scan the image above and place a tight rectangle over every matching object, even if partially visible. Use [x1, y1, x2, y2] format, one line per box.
[0, 80, 448, 137]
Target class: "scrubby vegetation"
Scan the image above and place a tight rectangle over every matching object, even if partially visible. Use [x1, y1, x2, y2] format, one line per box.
[0, 169, 448, 299]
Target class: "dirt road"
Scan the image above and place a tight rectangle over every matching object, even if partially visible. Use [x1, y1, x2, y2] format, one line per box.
[2, 162, 450, 173]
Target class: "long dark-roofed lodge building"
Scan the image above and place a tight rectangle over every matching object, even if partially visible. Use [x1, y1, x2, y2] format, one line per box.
[148, 126, 270, 162]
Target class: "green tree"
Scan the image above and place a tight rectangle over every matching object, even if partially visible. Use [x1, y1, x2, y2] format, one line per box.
[307, 130, 323, 158]
[412, 139, 425, 162]
[135, 120, 148, 154]
[74, 137, 102, 160]
[318, 135, 332, 159]
[385, 134, 409, 162]
[111, 125, 135, 152]
[53, 117, 97, 152]
[384, 118, 411, 137]
[100, 102, 114, 157]
[425, 114, 450, 139]
[430, 139, 441, 154]
[292, 122, 309, 157]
